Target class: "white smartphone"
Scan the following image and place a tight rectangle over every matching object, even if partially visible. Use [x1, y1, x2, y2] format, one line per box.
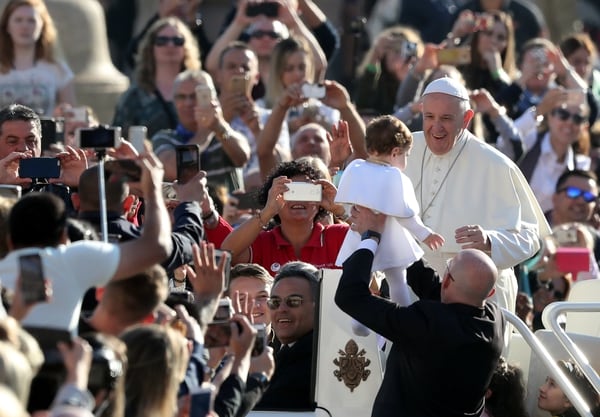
[301, 83, 326, 99]
[283, 182, 322, 202]
[195, 84, 214, 108]
[128, 126, 147, 154]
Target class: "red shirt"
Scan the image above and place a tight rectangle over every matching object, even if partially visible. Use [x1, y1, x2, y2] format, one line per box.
[250, 222, 349, 276]
[205, 216, 233, 248]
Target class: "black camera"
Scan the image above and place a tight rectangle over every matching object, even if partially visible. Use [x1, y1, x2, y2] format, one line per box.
[205, 321, 267, 357]
[40, 117, 64, 152]
[246, 2, 279, 17]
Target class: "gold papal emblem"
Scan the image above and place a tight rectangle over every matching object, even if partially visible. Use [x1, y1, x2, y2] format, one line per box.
[333, 339, 371, 392]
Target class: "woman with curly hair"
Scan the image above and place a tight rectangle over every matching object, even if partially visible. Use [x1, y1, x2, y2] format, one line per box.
[112, 16, 200, 138]
[481, 357, 529, 417]
[0, 0, 75, 116]
[221, 159, 350, 276]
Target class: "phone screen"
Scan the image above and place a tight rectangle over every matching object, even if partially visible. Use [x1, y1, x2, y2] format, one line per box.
[19, 157, 61, 179]
[19, 253, 47, 305]
[176, 145, 200, 184]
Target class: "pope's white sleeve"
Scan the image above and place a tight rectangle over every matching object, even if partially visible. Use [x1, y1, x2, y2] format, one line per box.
[487, 222, 541, 269]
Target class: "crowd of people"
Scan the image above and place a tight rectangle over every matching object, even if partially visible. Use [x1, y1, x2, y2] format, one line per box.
[0, 0, 598, 416]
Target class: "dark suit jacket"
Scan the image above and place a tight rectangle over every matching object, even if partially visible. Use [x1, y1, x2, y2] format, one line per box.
[335, 249, 505, 417]
[254, 330, 314, 411]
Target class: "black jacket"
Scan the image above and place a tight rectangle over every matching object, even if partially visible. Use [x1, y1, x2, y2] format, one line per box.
[336, 249, 505, 417]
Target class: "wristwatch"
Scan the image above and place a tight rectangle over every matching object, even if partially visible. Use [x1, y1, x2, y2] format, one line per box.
[249, 372, 270, 390]
[361, 230, 381, 244]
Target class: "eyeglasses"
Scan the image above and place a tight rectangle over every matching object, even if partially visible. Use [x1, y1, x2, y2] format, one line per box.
[249, 30, 281, 40]
[154, 35, 185, 47]
[558, 186, 597, 203]
[550, 108, 586, 125]
[266, 295, 304, 310]
[541, 280, 565, 299]
[481, 30, 507, 42]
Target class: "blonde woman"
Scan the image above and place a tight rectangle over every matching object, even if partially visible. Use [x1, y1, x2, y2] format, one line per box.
[121, 324, 189, 417]
[354, 25, 423, 115]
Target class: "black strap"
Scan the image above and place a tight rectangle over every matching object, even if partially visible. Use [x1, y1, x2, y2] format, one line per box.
[154, 88, 178, 129]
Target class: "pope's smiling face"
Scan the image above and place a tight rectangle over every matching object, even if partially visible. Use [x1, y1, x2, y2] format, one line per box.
[422, 93, 473, 155]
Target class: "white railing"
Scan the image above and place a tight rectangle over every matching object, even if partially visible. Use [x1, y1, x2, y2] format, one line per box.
[502, 308, 595, 417]
[541, 302, 600, 394]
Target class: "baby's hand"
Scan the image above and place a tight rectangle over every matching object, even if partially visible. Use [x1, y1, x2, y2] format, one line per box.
[424, 233, 445, 251]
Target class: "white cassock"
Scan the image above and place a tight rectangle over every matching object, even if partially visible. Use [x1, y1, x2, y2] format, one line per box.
[404, 130, 551, 313]
[334, 159, 433, 271]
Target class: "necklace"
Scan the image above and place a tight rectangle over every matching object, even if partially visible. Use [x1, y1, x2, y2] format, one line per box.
[417, 131, 468, 217]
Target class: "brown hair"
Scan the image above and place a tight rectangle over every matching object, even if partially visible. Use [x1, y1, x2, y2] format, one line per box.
[365, 115, 412, 155]
[135, 17, 200, 93]
[0, 0, 57, 73]
[468, 10, 517, 80]
[560, 32, 598, 62]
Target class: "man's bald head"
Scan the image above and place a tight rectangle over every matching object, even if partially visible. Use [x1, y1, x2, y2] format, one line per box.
[442, 249, 498, 306]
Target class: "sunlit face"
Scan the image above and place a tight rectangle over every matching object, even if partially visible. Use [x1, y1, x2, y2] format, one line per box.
[0, 120, 41, 158]
[291, 127, 330, 164]
[279, 174, 320, 223]
[567, 47, 593, 81]
[538, 376, 571, 414]
[521, 47, 553, 91]
[7, 5, 43, 48]
[281, 51, 309, 87]
[552, 175, 598, 223]
[217, 48, 259, 90]
[547, 104, 588, 148]
[173, 78, 205, 130]
[229, 276, 272, 329]
[247, 19, 282, 59]
[477, 20, 508, 55]
[422, 93, 472, 155]
[270, 277, 314, 345]
[153, 24, 185, 65]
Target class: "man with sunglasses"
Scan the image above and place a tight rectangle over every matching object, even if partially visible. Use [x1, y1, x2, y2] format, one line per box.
[547, 169, 600, 268]
[335, 204, 505, 417]
[254, 261, 319, 411]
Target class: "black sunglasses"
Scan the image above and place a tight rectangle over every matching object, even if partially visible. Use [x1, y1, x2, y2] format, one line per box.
[551, 108, 586, 125]
[266, 295, 304, 310]
[154, 35, 185, 47]
[558, 186, 597, 203]
[249, 30, 281, 40]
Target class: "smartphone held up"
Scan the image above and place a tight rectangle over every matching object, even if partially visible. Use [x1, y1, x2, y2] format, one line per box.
[19, 253, 49, 305]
